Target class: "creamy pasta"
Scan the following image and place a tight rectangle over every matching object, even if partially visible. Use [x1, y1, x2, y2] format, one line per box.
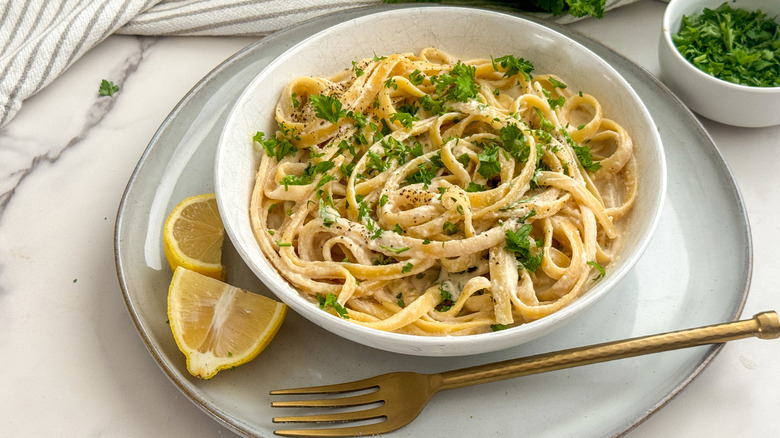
[249, 48, 637, 336]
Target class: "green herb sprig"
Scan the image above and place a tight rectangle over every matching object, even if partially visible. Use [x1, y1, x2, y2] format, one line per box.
[383, 0, 606, 19]
[98, 79, 119, 96]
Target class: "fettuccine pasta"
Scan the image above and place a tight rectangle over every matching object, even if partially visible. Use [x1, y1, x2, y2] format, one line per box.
[249, 48, 637, 336]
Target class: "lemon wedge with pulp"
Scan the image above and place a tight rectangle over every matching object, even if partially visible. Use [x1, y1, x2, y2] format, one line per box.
[163, 193, 225, 280]
[168, 266, 287, 379]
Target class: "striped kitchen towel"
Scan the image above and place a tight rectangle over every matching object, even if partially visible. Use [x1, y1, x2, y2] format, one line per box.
[0, 0, 639, 129]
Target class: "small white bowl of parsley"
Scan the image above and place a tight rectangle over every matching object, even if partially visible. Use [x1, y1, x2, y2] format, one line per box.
[659, 0, 780, 127]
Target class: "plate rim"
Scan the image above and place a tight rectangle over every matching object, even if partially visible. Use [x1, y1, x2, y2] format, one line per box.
[115, 5, 751, 437]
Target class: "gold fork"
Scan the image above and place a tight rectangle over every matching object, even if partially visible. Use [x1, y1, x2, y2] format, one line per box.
[271, 311, 780, 437]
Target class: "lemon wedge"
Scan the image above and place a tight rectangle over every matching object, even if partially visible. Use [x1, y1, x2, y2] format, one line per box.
[163, 193, 225, 280]
[168, 267, 287, 379]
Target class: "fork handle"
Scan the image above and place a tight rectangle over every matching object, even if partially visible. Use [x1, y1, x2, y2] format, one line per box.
[437, 311, 780, 390]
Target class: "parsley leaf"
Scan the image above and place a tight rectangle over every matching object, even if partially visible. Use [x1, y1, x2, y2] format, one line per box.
[587, 261, 606, 280]
[405, 155, 443, 188]
[465, 182, 486, 192]
[572, 143, 601, 172]
[409, 69, 425, 86]
[98, 79, 119, 96]
[384, 0, 605, 19]
[498, 123, 531, 162]
[505, 225, 543, 272]
[309, 94, 347, 123]
[436, 285, 454, 312]
[390, 112, 420, 129]
[253, 131, 298, 161]
[390, 111, 418, 128]
[316, 293, 350, 319]
[442, 221, 460, 235]
[491, 55, 535, 80]
[280, 160, 335, 190]
[434, 62, 479, 103]
[477, 144, 501, 179]
[380, 245, 410, 254]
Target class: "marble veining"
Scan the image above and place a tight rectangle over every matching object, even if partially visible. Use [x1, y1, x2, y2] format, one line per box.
[0, 36, 157, 217]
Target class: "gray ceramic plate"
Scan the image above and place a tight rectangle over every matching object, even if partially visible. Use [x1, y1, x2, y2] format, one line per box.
[115, 5, 750, 438]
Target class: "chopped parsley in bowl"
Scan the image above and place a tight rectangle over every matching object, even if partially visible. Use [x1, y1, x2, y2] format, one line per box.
[673, 3, 780, 88]
[659, 0, 780, 127]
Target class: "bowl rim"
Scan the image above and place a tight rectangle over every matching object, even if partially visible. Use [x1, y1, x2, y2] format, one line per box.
[215, 6, 667, 356]
[661, 0, 780, 93]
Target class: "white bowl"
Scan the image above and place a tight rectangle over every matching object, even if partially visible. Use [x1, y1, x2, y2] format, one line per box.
[215, 7, 667, 356]
[659, 0, 780, 127]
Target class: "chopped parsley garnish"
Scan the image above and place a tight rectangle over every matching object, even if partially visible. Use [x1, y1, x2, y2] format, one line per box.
[347, 110, 368, 127]
[357, 198, 383, 240]
[406, 162, 437, 187]
[352, 61, 364, 77]
[434, 61, 479, 103]
[498, 122, 532, 162]
[477, 144, 502, 179]
[436, 285, 454, 312]
[456, 153, 471, 168]
[316, 293, 350, 319]
[337, 139, 356, 157]
[390, 111, 418, 128]
[372, 254, 394, 265]
[491, 55, 535, 81]
[402, 262, 413, 273]
[549, 77, 568, 89]
[442, 221, 460, 235]
[409, 69, 425, 86]
[465, 182, 486, 192]
[385, 0, 604, 18]
[253, 131, 297, 161]
[366, 150, 390, 174]
[339, 162, 355, 178]
[280, 160, 335, 190]
[572, 143, 601, 172]
[560, 127, 601, 172]
[318, 198, 339, 228]
[587, 261, 606, 280]
[505, 225, 543, 273]
[384, 77, 398, 90]
[673, 3, 780, 87]
[490, 324, 510, 331]
[418, 94, 445, 115]
[410, 142, 425, 158]
[98, 79, 119, 96]
[548, 95, 566, 109]
[396, 293, 406, 308]
[405, 154, 444, 188]
[309, 94, 347, 123]
[419, 61, 479, 115]
[380, 244, 410, 254]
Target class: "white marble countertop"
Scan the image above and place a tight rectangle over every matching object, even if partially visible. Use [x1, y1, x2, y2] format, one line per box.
[1, 1, 778, 436]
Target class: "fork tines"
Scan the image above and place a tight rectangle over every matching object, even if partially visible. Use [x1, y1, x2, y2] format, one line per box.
[271, 376, 387, 437]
